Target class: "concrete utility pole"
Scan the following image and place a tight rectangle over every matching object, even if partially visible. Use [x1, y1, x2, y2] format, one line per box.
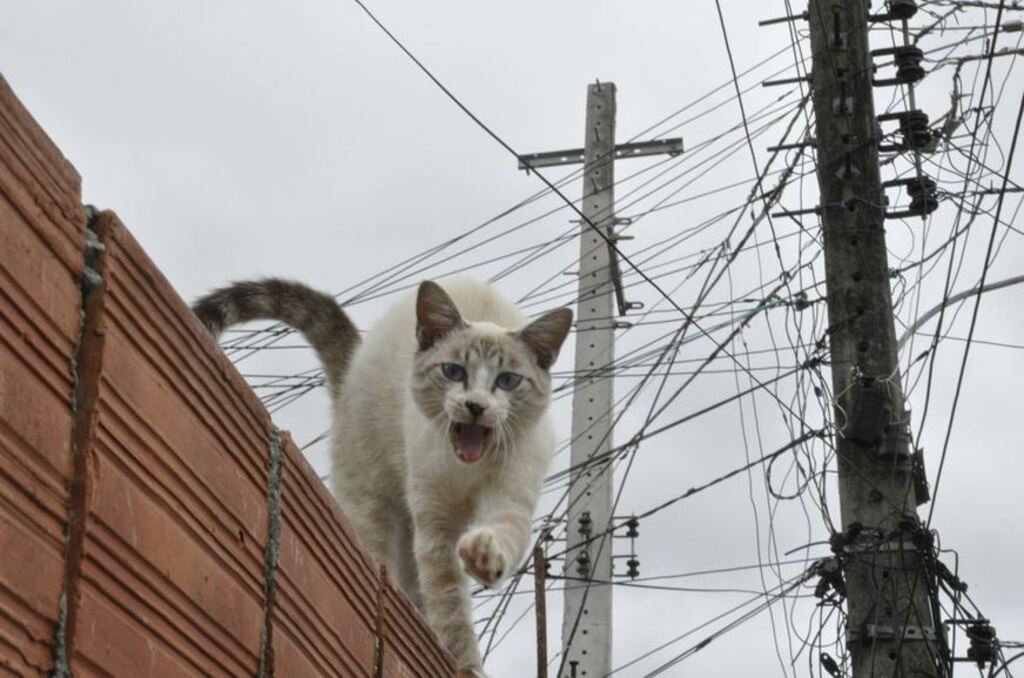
[517, 83, 682, 678]
[807, 2, 940, 676]
[562, 81, 616, 678]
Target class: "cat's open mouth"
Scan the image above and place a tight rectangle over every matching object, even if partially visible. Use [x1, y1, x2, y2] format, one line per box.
[450, 422, 492, 464]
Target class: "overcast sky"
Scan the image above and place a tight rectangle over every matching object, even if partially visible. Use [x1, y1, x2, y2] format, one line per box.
[3, 1, 1022, 676]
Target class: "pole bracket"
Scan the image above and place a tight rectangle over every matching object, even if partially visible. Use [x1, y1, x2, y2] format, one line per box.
[848, 624, 937, 645]
[771, 205, 821, 219]
[768, 139, 817, 152]
[758, 11, 807, 27]
[762, 75, 811, 88]
[913, 447, 931, 505]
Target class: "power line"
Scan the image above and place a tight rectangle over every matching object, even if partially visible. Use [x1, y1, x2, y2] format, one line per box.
[926, 44, 1024, 526]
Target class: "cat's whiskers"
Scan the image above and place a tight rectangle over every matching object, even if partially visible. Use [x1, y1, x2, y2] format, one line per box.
[494, 419, 508, 460]
[494, 416, 516, 466]
[431, 409, 454, 453]
[506, 409, 524, 433]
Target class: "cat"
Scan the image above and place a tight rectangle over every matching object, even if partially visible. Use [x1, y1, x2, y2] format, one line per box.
[193, 277, 572, 674]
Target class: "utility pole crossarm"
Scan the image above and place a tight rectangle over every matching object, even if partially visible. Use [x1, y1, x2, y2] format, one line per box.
[516, 108, 682, 320]
[516, 137, 683, 171]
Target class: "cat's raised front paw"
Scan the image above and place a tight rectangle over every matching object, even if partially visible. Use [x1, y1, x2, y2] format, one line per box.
[457, 527, 507, 587]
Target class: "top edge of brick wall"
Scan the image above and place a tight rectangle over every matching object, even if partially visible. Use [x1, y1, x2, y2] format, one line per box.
[0, 76, 84, 253]
[0, 76, 81, 191]
[96, 209, 274, 437]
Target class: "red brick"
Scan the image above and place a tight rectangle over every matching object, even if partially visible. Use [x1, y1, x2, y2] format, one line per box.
[0, 74, 84, 675]
[71, 583, 215, 678]
[0, 510, 65, 675]
[272, 432, 380, 677]
[71, 214, 273, 675]
[382, 579, 455, 678]
[0, 75, 84, 279]
[76, 452, 261, 675]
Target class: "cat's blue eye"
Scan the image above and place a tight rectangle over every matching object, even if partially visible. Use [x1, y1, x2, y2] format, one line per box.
[441, 362, 466, 381]
[495, 372, 523, 391]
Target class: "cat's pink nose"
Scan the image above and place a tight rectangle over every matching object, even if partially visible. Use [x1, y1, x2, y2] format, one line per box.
[465, 401, 485, 419]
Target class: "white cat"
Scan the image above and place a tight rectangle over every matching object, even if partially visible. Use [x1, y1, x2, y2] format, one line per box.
[194, 277, 572, 673]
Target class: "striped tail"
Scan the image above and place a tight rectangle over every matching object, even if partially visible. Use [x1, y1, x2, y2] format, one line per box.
[193, 278, 359, 399]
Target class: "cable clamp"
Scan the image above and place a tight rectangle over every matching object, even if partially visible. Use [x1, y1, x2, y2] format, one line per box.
[843, 537, 918, 554]
[812, 557, 846, 603]
[830, 521, 922, 555]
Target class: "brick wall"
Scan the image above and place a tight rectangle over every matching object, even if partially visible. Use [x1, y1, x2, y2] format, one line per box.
[0, 76, 455, 677]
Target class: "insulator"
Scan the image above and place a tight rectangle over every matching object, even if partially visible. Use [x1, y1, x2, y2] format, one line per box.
[575, 550, 591, 577]
[870, 0, 918, 23]
[626, 557, 640, 579]
[903, 113, 932, 150]
[907, 177, 939, 215]
[966, 623, 998, 668]
[894, 46, 926, 84]
[872, 45, 926, 87]
[883, 175, 939, 218]
[878, 109, 932, 150]
[625, 517, 639, 539]
[578, 511, 592, 536]
[879, 109, 935, 153]
[887, 0, 918, 20]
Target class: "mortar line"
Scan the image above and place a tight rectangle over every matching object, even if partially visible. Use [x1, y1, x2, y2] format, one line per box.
[52, 207, 109, 677]
[257, 426, 284, 677]
[374, 564, 387, 678]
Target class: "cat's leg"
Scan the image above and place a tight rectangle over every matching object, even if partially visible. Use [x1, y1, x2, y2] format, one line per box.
[332, 447, 406, 571]
[345, 503, 393, 566]
[412, 510, 481, 672]
[457, 482, 538, 589]
[332, 479, 396, 570]
[392, 512, 423, 610]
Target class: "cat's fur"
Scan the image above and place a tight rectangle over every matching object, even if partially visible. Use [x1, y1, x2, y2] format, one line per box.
[193, 277, 572, 672]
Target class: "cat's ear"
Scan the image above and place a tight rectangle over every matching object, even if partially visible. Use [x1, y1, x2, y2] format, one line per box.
[518, 308, 573, 370]
[416, 281, 465, 350]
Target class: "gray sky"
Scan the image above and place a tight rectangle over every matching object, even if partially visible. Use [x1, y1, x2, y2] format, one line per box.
[4, 1, 1022, 676]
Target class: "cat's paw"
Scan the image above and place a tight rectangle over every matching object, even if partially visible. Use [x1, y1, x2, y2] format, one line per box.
[457, 527, 507, 588]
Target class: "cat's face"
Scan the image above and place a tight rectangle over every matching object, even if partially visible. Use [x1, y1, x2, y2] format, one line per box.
[410, 281, 572, 465]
